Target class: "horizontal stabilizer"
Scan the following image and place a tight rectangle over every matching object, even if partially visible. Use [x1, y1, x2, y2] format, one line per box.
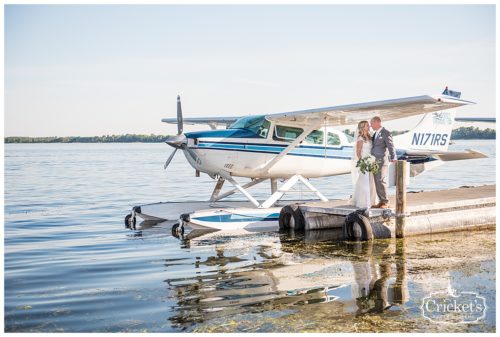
[406, 149, 488, 161]
[455, 117, 496, 123]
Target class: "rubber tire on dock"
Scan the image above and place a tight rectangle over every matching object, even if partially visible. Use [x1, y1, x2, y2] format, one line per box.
[171, 223, 184, 236]
[279, 204, 305, 230]
[125, 213, 136, 228]
[343, 212, 373, 241]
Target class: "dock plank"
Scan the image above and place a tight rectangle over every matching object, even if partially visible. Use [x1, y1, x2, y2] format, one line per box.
[302, 184, 495, 212]
[298, 185, 495, 236]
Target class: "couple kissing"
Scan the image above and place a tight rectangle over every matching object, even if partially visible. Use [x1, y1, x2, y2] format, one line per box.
[351, 116, 396, 209]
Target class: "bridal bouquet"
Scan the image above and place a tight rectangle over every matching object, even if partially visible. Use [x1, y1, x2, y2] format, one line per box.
[356, 155, 380, 174]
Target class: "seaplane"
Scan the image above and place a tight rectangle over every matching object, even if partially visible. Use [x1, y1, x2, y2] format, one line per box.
[125, 87, 490, 234]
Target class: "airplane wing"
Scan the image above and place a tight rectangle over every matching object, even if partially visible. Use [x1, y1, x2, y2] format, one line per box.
[162, 117, 239, 129]
[161, 89, 474, 129]
[264, 93, 475, 126]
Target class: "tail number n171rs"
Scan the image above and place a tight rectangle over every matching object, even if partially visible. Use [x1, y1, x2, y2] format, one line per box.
[411, 133, 448, 146]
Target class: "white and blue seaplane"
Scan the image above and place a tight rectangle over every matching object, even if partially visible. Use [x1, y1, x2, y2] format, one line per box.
[126, 87, 490, 234]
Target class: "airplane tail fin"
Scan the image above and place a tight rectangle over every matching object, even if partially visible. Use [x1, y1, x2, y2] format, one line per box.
[393, 87, 473, 151]
[394, 110, 456, 151]
[392, 88, 487, 179]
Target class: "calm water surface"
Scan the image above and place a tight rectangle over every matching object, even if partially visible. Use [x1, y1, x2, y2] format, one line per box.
[4, 140, 496, 332]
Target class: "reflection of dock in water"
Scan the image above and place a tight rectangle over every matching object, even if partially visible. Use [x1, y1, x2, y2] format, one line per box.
[165, 230, 413, 329]
[160, 226, 495, 331]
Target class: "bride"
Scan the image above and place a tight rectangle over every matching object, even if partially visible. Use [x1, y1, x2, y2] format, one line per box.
[351, 121, 378, 208]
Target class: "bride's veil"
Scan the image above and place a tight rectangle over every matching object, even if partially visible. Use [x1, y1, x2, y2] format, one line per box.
[350, 136, 360, 203]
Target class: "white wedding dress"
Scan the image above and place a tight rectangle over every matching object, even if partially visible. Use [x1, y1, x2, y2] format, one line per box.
[351, 136, 378, 208]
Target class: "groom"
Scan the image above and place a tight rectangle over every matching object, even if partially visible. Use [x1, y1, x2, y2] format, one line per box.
[370, 116, 396, 209]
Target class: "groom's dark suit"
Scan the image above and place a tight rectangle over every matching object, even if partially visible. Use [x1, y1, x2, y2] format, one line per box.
[370, 127, 396, 204]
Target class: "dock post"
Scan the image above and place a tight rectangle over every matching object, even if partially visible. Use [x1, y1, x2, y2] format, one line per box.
[395, 160, 407, 238]
[271, 178, 278, 194]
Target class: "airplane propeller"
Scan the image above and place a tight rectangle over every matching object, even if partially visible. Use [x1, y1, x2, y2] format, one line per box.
[163, 148, 178, 169]
[164, 95, 200, 170]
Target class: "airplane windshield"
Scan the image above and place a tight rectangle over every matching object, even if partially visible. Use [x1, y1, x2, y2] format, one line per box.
[228, 115, 270, 138]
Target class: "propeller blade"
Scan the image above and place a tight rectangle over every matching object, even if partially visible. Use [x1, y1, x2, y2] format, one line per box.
[164, 148, 177, 169]
[182, 144, 201, 164]
[177, 95, 183, 135]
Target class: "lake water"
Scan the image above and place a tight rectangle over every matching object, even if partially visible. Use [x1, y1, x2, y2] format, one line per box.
[4, 140, 496, 332]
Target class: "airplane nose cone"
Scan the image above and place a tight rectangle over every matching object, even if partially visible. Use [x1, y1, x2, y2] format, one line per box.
[165, 134, 187, 148]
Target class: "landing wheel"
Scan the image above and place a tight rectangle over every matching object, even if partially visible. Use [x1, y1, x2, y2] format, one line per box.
[171, 223, 184, 237]
[125, 213, 136, 228]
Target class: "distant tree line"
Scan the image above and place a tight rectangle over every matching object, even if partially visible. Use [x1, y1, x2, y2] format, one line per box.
[451, 126, 496, 139]
[4, 134, 171, 143]
[4, 127, 495, 143]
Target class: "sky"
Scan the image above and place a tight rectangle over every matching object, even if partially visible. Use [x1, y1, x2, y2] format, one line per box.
[4, 4, 496, 137]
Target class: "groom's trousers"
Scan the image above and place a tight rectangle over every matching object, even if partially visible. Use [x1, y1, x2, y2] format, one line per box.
[374, 163, 389, 204]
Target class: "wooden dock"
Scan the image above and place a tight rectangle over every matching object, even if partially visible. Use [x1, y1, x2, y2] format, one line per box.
[284, 184, 495, 239]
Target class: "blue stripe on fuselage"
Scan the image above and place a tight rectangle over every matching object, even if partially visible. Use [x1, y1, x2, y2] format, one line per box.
[185, 129, 262, 139]
[192, 140, 354, 159]
[184, 129, 406, 160]
[190, 139, 409, 161]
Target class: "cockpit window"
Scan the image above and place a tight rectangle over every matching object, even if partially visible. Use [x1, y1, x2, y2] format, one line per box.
[327, 132, 341, 146]
[273, 125, 304, 142]
[273, 126, 326, 145]
[304, 130, 324, 145]
[228, 115, 270, 138]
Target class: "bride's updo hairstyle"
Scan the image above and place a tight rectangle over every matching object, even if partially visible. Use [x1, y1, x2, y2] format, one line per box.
[357, 121, 370, 142]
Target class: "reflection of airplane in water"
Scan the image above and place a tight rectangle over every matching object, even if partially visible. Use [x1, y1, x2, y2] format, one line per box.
[165, 229, 409, 329]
